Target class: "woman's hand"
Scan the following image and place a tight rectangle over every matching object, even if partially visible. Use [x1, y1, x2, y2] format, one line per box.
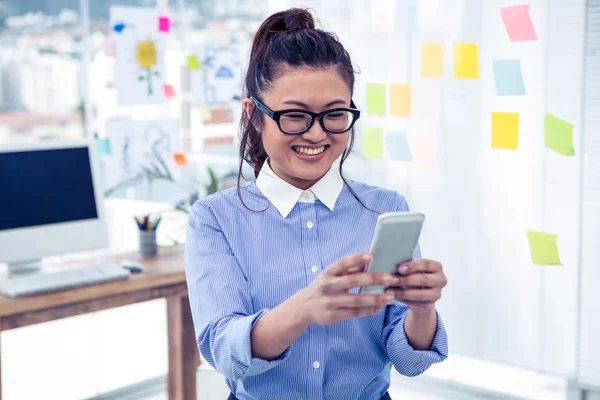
[386, 259, 447, 314]
[298, 253, 397, 325]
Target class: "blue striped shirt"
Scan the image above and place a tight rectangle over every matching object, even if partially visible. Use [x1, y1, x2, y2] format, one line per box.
[185, 163, 448, 400]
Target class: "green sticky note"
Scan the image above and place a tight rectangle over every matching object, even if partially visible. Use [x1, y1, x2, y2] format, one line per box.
[363, 127, 384, 159]
[187, 55, 201, 70]
[527, 230, 563, 266]
[366, 83, 386, 116]
[544, 113, 575, 156]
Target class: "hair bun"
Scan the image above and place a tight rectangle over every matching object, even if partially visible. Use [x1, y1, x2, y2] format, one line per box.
[282, 8, 315, 31]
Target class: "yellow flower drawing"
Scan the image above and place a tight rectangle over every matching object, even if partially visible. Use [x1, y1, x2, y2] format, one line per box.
[136, 40, 160, 95]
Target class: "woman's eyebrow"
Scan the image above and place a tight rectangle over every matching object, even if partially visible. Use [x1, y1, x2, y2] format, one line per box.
[281, 99, 348, 108]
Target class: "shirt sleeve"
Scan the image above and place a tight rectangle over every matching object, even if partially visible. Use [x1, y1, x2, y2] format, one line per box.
[381, 193, 449, 376]
[185, 200, 291, 380]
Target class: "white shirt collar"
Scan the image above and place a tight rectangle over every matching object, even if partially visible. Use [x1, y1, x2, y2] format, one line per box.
[255, 159, 344, 218]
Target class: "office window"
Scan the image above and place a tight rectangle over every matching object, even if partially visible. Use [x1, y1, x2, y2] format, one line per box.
[0, 0, 85, 144]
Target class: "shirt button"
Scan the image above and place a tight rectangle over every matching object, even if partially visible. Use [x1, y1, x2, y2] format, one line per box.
[313, 361, 320, 369]
[311, 265, 318, 274]
[306, 221, 314, 229]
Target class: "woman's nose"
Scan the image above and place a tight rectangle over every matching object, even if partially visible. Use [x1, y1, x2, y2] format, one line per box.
[302, 119, 327, 142]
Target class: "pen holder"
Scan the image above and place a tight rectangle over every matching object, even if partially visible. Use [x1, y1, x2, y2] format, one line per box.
[139, 230, 158, 258]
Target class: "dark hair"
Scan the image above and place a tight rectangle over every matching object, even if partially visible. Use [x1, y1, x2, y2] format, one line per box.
[237, 8, 373, 212]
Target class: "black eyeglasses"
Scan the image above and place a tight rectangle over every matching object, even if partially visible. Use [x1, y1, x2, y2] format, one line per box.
[250, 96, 361, 135]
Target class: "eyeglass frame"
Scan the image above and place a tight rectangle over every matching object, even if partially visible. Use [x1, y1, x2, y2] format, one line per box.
[250, 96, 361, 135]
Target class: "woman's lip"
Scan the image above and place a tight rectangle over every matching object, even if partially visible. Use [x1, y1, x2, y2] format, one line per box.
[291, 144, 330, 149]
[292, 146, 329, 162]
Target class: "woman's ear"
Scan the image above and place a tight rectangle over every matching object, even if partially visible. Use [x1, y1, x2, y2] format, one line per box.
[243, 98, 260, 132]
[242, 98, 255, 120]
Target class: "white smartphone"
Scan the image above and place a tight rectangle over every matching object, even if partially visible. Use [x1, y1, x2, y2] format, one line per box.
[359, 211, 425, 295]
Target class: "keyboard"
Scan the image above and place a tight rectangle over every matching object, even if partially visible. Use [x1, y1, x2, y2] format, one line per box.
[0, 264, 131, 298]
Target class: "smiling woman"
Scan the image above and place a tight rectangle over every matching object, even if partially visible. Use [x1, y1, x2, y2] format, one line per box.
[184, 7, 448, 400]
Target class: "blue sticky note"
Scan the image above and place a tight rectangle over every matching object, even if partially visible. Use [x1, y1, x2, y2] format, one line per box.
[493, 59, 526, 96]
[398, 0, 420, 32]
[96, 137, 112, 155]
[385, 131, 412, 161]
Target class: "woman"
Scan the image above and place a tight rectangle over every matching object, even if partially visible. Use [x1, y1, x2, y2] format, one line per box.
[185, 8, 448, 400]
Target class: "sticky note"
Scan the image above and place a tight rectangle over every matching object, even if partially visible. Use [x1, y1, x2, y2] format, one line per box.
[398, 0, 420, 32]
[163, 84, 175, 98]
[363, 127, 384, 159]
[173, 153, 188, 167]
[366, 84, 386, 116]
[493, 59, 526, 96]
[491, 112, 519, 150]
[96, 137, 111, 155]
[385, 131, 412, 161]
[412, 86, 441, 121]
[410, 135, 436, 171]
[159, 16, 171, 32]
[187, 56, 201, 70]
[420, 43, 445, 78]
[501, 5, 538, 42]
[452, 43, 479, 79]
[198, 104, 212, 120]
[390, 84, 411, 117]
[545, 113, 575, 156]
[527, 230, 563, 265]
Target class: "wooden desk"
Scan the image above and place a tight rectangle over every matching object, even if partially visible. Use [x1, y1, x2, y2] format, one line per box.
[0, 245, 199, 400]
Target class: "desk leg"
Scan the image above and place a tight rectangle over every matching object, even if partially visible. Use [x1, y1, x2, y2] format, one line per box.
[167, 295, 200, 400]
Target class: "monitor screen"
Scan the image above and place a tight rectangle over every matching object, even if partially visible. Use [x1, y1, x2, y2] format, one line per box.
[0, 147, 98, 231]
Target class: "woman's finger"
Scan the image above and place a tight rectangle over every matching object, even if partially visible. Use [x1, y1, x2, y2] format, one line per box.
[393, 272, 444, 289]
[387, 288, 441, 302]
[398, 259, 442, 275]
[324, 272, 397, 293]
[327, 253, 372, 276]
[327, 293, 394, 309]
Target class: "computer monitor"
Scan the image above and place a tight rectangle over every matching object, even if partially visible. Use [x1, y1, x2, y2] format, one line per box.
[0, 139, 108, 275]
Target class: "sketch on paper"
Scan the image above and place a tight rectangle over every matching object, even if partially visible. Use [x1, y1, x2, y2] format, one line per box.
[136, 39, 160, 95]
[189, 42, 247, 106]
[110, 6, 166, 106]
[103, 118, 179, 195]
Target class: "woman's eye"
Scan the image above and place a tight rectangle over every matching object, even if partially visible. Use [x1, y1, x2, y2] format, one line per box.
[285, 114, 307, 120]
[326, 112, 345, 119]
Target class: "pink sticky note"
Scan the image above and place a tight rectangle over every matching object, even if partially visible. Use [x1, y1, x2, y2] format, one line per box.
[163, 84, 175, 98]
[410, 135, 436, 172]
[501, 5, 538, 42]
[159, 16, 171, 32]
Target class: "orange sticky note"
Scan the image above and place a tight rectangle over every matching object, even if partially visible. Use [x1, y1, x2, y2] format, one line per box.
[420, 43, 445, 78]
[491, 112, 519, 150]
[390, 84, 411, 117]
[173, 153, 188, 167]
[163, 84, 176, 98]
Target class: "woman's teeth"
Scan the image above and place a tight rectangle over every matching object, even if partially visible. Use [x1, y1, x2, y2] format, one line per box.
[293, 146, 326, 155]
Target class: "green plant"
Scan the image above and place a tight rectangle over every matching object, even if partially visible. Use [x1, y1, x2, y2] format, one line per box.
[103, 146, 220, 213]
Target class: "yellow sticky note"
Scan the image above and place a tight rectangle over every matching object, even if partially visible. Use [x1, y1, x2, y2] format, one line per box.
[491, 112, 519, 150]
[390, 84, 411, 117]
[527, 230, 563, 266]
[544, 113, 575, 156]
[187, 55, 201, 70]
[363, 127, 384, 159]
[366, 84, 386, 116]
[198, 104, 212, 120]
[420, 43, 445, 78]
[453, 43, 479, 79]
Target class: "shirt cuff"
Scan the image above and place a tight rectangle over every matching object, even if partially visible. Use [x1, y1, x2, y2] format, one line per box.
[388, 310, 448, 376]
[227, 309, 292, 377]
